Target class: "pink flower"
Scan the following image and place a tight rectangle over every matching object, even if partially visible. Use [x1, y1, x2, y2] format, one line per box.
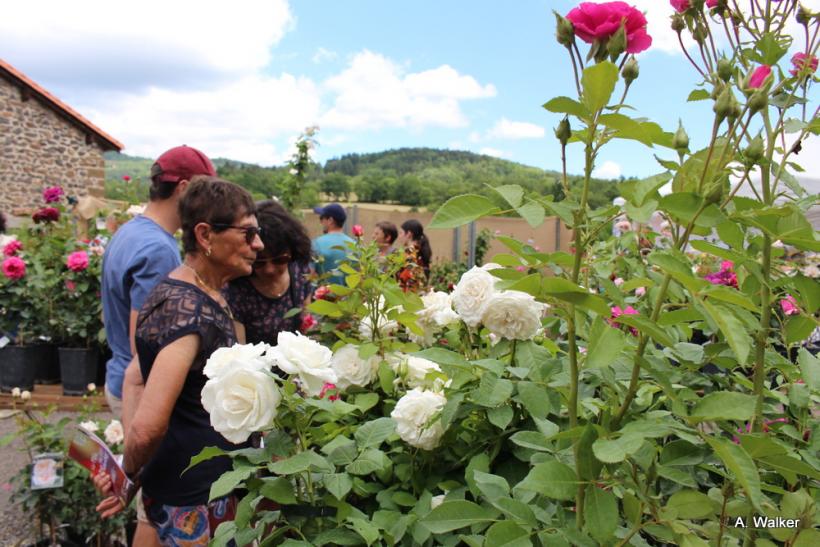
[319, 382, 339, 401]
[2, 256, 26, 280]
[671, 0, 690, 13]
[748, 65, 772, 89]
[516, 265, 527, 272]
[352, 224, 364, 238]
[635, 286, 646, 297]
[66, 251, 89, 272]
[613, 277, 624, 287]
[122, 175, 131, 182]
[3, 240, 22, 257]
[704, 261, 738, 289]
[780, 295, 799, 316]
[42, 186, 64, 203]
[790, 52, 818, 77]
[314, 285, 331, 300]
[566, 1, 652, 54]
[609, 305, 639, 335]
[300, 313, 317, 333]
[65, 280, 76, 292]
[32, 207, 60, 223]
[705, 0, 719, 7]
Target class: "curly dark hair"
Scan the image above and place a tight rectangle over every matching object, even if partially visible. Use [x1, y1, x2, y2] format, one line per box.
[179, 176, 257, 253]
[255, 200, 312, 263]
[0, 212, 6, 234]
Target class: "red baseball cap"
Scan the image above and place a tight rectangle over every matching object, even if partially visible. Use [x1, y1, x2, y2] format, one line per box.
[150, 145, 216, 183]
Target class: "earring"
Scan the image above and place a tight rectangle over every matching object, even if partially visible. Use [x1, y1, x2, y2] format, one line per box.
[205, 247, 212, 257]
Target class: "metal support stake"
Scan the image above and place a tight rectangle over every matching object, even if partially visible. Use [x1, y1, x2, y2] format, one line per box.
[452, 226, 461, 262]
[467, 221, 477, 268]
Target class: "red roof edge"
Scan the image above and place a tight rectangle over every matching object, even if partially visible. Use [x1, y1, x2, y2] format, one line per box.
[0, 58, 124, 152]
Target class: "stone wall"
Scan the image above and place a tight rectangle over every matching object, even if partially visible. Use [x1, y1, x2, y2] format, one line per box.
[0, 76, 107, 214]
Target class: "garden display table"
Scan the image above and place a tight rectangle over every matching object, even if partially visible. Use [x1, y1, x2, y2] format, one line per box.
[0, 384, 108, 411]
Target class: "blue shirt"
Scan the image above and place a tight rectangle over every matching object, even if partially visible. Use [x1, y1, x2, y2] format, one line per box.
[101, 215, 181, 398]
[312, 232, 355, 286]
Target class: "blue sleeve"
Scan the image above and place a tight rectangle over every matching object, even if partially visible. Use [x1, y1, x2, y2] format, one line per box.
[129, 247, 180, 312]
[311, 239, 323, 273]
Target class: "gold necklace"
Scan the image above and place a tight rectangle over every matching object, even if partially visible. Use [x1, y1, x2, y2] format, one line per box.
[183, 263, 235, 320]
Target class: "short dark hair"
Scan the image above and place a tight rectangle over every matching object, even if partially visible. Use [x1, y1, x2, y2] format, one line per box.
[179, 176, 257, 253]
[149, 178, 179, 201]
[376, 221, 398, 244]
[256, 200, 312, 263]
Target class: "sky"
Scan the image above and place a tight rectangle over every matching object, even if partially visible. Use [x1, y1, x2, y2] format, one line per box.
[2, 0, 818, 181]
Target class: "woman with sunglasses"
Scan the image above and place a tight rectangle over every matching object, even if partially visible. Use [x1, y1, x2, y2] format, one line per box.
[225, 199, 314, 345]
[98, 176, 264, 544]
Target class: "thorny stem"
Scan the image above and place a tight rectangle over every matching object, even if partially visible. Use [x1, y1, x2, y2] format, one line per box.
[679, 32, 707, 78]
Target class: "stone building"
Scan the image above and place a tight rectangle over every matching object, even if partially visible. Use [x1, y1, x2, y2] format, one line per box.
[0, 59, 123, 213]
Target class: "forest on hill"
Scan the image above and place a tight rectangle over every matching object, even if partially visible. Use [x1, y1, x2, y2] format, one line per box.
[104, 148, 626, 210]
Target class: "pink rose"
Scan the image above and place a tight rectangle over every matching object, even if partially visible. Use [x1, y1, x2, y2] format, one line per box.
[66, 251, 89, 272]
[32, 207, 60, 223]
[65, 280, 77, 292]
[780, 295, 799, 316]
[314, 285, 331, 300]
[706, 0, 719, 7]
[516, 265, 527, 272]
[566, 1, 652, 54]
[614, 277, 624, 287]
[122, 175, 131, 182]
[635, 286, 646, 297]
[42, 186, 64, 204]
[352, 224, 364, 238]
[319, 382, 339, 401]
[671, 0, 690, 13]
[2, 256, 26, 280]
[609, 305, 639, 335]
[3, 240, 22, 257]
[300, 313, 318, 333]
[748, 65, 772, 89]
[790, 52, 818, 77]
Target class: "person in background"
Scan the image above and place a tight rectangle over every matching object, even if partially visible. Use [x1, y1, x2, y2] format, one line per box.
[226, 200, 314, 344]
[373, 220, 398, 256]
[398, 219, 432, 291]
[98, 177, 263, 545]
[0, 211, 15, 248]
[312, 203, 354, 285]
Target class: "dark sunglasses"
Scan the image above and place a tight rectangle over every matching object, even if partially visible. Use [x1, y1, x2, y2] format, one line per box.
[210, 223, 263, 244]
[254, 253, 291, 267]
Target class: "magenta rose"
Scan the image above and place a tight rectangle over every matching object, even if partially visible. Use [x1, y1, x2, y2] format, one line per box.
[352, 224, 364, 238]
[66, 251, 89, 272]
[748, 65, 772, 89]
[608, 305, 639, 336]
[42, 186, 64, 204]
[780, 295, 799, 316]
[790, 52, 818, 77]
[671, 0, 690, 12]
[65, 279, 77, 292]
[706, 0, 719, 7]
[32, 207, 60, 223]
[2, 256, 26, 280]
[566, 1, 652, 54]
[2, 240, 22, 257]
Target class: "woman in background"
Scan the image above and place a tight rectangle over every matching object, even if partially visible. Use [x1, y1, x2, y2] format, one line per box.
[398, 219, 432, 291]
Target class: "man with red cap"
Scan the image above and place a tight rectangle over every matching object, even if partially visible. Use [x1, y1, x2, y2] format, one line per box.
[100, 145, 215, 546]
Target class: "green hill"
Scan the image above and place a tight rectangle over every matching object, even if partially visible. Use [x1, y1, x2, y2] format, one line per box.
[104, 148, 625, 209]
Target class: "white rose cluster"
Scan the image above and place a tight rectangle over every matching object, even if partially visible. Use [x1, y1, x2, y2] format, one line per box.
[331, 345, 381, 390]
[269, 332, 337, 397]
[451, 264, 500, 327]
[201, 342, 282, 444]
[390, 388, 447, 450]
[359, 297, 400, 340]
[411, 290, 460, 346]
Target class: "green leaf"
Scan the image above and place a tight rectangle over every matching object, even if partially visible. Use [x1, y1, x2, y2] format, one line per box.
[473, 471, 510, 503]
[666, 490, 714, 519]
[352, 392, 380, 413]
[581, 61, 619, 113]
[346, 449, 388, 476]
[209, 467, 253, 501]
[619, 172, 671, 207]
[493, 497, 537, 527]
[585, 317, 626, 369]
[716, 221, 744, 250]
[185, 446, 227, 475]
[673, 140, 731, 194]
[759, 455, 820, 483]
[347, 517, 380, 546]
[703, 286, 758, 312]
[430, 194, 500, 228]
[690, 391, 756, 422]
[421, 500, 496, 533]
[474, 373, 514, 407]
[754, 32, 790, 66]
[706, 437, 763, 511]
[483, 521, 533, 547]
[308, 299, 343, 318]
[260, 476, 297, 504]
[269, 451, 333, 475]
[354, 417, 396, 449]
[542, 96, 590, 119]
[510, 431, 552, 451]
[584, 486, 618, 543]
[516, 201, 546, 228]
[785, 315, 817, 345]
[791, 274, 820, 313]
[700, 301, 752, 364]
[514, 460, 577, 501]
[492, 184, 524, 208]
[323, 473, 353, 500]
[687, 89, 711, 102]
[515, 382, 551, 419]
[540, 278, 610, 316]
[797, 348, 819, 390]
[616, 314, 675, 347]
[592, 433, 644, 463]
[487, 405, 514, 429]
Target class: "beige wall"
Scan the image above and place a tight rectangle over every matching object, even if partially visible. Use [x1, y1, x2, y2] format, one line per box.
[302, 204, 572, 263]
[0, 76, 107, 213]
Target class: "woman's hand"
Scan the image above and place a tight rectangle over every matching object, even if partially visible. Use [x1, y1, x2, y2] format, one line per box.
[93, 471, 125, 518]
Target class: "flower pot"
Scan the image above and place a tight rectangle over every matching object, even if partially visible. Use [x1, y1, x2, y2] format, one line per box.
[33, 344, 60, 384]
[58, 347, 99, 396]
[0, 345, 37, 392]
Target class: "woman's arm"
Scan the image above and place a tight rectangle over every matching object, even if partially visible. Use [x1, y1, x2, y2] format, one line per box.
[123, 334, 199, 476]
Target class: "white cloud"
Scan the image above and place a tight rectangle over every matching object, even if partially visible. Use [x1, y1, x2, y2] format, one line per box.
[321, 50, 495, 130]
[630, 0, 680, 55]
[486, 118, 545, 140]
[592, 160, 622, 179]
[479, 147, 510, 158]
[312, 47, 338, 64]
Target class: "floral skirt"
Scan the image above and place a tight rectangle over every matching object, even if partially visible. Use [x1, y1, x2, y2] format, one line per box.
[142, 493, 237, 546]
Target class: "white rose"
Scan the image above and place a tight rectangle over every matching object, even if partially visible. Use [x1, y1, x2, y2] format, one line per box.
[20, 390, 31, 401]
[410, 291, 459, 346]
[451, 265, 499, 327]
[11, 387, 20, 398]
[391, 355, 448, 390]
[331, 345, 380, 390]
[79, 420, 98, 433]
[359, 297, 400, 340]
[480, 290, 546, 341]
[87, 383, 97, 392]
[204, 342, 272, 380]
[104, 420, 124, 445]
[270, 332, 336, 397]
[390, 388, 447, 450]
[202, 367, 281, 444]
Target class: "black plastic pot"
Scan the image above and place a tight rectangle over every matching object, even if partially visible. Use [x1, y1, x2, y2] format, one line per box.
[0, 345, 37, 392]
[58, 347, 99, 396]
[33, 344, 60, 384]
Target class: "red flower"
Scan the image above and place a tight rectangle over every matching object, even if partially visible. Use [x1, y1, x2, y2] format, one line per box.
[2, 256, 26, 280]
[319, 383, 339, 401]
[42, 186, 64, 204]
[352, 224, 364, 237]
[790, 52, 818, 77]
[65, 279, 77, 292]
[2, 240, 22, 257]
[671, 0, 689, 12]
[705, 0, 719, 7]
[122, 175, 131, 182]
[566, 2, 652, 54]
[748, 65, 772, 89]
[300, 313, 317, 333]
[32, 207, 60, 223]
[66, 251, 89, 272]
[314, 285, 331, 300]
[780, 295, 800, 316]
